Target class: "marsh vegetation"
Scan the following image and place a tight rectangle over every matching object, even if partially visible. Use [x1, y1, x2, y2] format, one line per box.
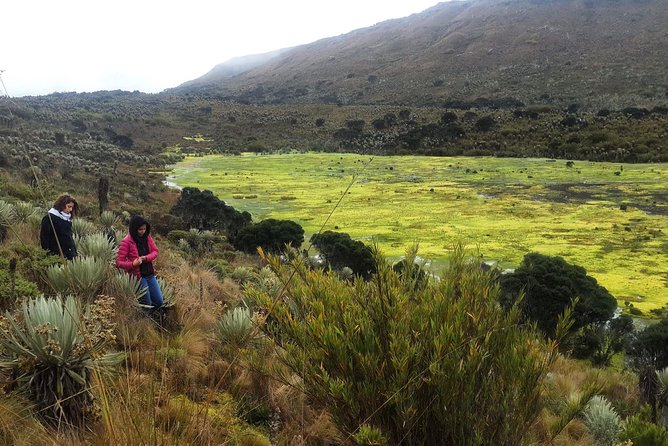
[169, 153, 668, 311]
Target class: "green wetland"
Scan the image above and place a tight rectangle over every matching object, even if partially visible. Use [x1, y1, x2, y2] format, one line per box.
[168, 153, 668, 311]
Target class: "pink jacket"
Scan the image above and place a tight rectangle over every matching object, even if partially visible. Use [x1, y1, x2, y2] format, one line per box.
[116, 234, 159, 279]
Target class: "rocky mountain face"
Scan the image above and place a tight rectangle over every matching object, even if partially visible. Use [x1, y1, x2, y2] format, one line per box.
[174, 0, 668, 110]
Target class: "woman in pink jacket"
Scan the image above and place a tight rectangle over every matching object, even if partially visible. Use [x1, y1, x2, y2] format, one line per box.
[116, 215, 163, 308]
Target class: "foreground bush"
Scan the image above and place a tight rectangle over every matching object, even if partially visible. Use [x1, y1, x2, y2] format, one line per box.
[619, 415, 668, 445]
[248, 245, 568, 445]
[0, 295, 124, 427]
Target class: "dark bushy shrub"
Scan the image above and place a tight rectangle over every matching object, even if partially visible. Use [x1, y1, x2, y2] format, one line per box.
[310, 231, 376, 279]
[170, 187, 251, 237]
[475, 115, 496, 131]
[150, 213, 186, 236]
[500, 253, 617, 336]
[631, 319, 668, 369]
[345, 120, 365, 132]
[393, 258, 428, 291]
[233, 219, 304, 255]
[570, 315, 634, 366]
[440, 111, 458, 124]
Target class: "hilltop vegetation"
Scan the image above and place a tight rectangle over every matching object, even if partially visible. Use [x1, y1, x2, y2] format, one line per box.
[3, 92, 667, 169]
[175, 0, 668, 111]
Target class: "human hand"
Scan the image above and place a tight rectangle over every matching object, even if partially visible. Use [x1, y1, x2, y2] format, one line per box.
[132, 258, 142, 267]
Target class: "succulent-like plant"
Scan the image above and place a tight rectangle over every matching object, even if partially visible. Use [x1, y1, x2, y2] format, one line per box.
[177, 238, 191, 254]
[230, 266, 257, 285]
[0, 200, 13, 226]
[75, 232, 117, 264]
[157, 277, 176, 308]
[11, 201, 38, 224]
[583, 395, 622, 446]
[114, 228, 126, 247]
[99, 210, 118, 229]
[0, 294, 124, 426]
[71, 218, 97, 238]
[658, 367, 668, 393]
[658, 367, 668, 419]
[110, 270, 147, 303]
[44, 256, 109, 300]
[216, 306, 260, 350]
[200, 230, 216, 245]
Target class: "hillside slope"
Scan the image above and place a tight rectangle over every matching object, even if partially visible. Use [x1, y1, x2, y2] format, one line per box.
[174, 0, 668, 109]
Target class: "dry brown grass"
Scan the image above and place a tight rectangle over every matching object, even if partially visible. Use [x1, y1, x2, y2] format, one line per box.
[267, 374, 342, 445]
[0, 394, 53, 446]
[531, 354, 639, 445]
[3, 221, 40, 248]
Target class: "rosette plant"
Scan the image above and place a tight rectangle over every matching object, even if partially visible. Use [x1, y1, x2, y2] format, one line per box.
[0, 295, 124, 427]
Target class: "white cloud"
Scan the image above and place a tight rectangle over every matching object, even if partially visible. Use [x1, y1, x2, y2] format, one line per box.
[1, 0, 442, 96]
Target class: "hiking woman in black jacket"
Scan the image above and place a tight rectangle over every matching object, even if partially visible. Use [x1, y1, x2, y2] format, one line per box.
[40, 194, 78, 260]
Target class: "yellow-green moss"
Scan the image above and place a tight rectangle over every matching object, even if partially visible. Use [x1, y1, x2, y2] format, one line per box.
[169, 153, 668, 310]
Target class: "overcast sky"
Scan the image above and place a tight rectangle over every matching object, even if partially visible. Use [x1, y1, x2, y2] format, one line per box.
[1, 0, 442, 97]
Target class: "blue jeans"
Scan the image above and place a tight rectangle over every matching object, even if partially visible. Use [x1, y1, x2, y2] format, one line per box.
[140, 275, 163, 307]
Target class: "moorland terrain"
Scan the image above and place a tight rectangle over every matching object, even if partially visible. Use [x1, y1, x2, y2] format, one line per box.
[0, 0, 667, 444]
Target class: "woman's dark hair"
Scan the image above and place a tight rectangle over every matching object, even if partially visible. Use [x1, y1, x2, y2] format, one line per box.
[52, 194, 79, 216]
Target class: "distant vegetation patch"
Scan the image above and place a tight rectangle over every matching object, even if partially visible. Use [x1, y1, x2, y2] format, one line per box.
[183, 134, 213, 142]
[169, 153, 668, 310]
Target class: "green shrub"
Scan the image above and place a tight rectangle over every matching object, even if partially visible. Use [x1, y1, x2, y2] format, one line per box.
[0, 261, 40, 306]
[657, 367, 668, 423]
[204, 259, 231, 280]
[392, 247, 429, 291]
[230, 266, 257, 285]
[148, 212, 186, 236]
[0, 295, 124, 426]
[170, 187, 251, 236]
[619, 415, 668, 446]
[254, 266, 282, 297]
[352, 424, 388, 446]
[571, 317, 634, 366]
[2, 181, 37, 202]
[583, 395, 622, 445]
[168, 228, 226, 257]
[6, 243, 63, 291]
[167, 229, 199, 246]
[247, 244, 567, 444]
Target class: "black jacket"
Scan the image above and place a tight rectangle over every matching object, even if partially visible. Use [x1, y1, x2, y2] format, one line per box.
[40, 214, 77, 260]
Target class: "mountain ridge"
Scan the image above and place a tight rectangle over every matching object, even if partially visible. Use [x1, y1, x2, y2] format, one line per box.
[172, 0, 668, 110]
